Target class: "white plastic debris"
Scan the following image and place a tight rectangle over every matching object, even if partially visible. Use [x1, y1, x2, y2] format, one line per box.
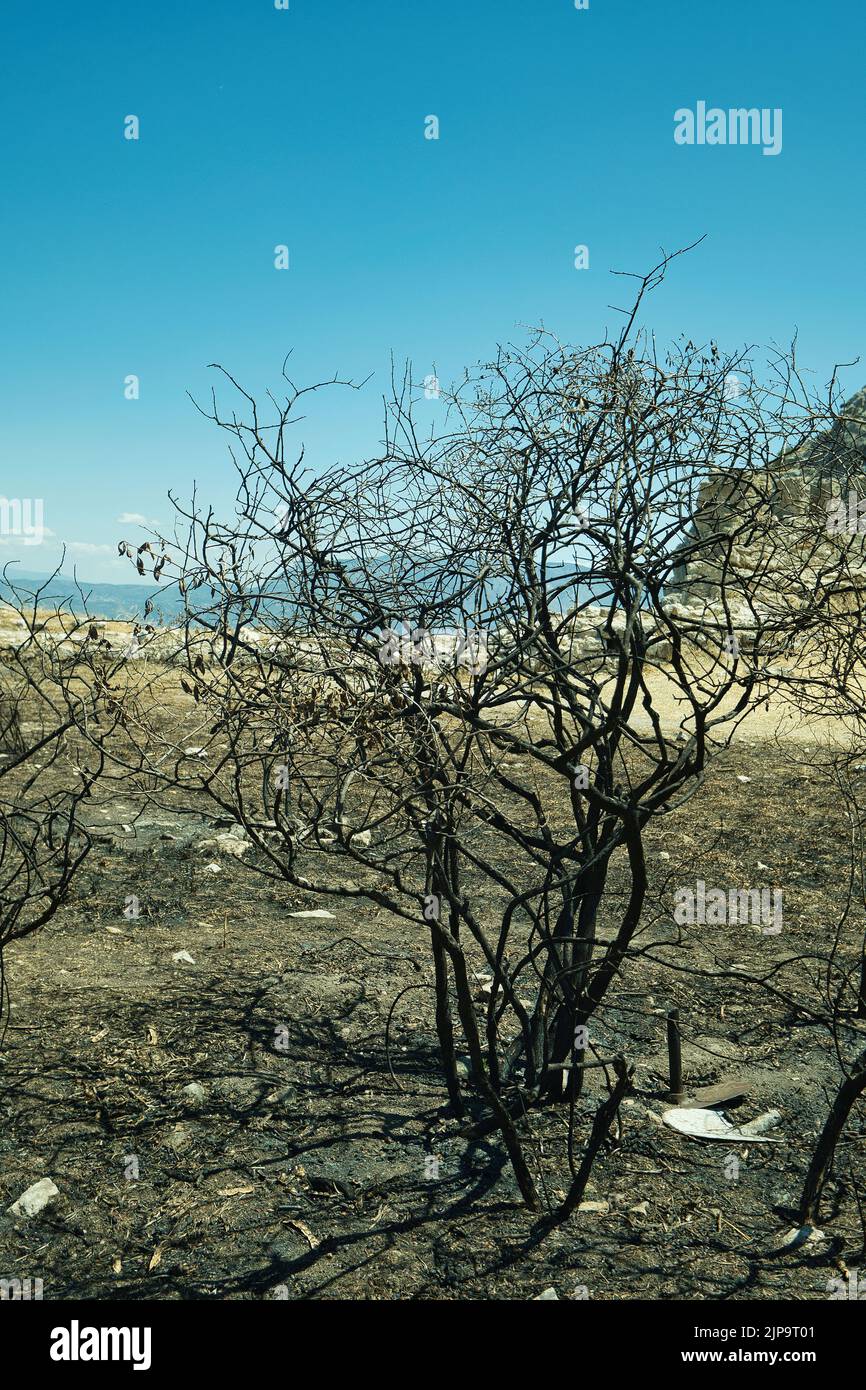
[8, 1178, 60, 1218]
[289, 910, 336, 919]
[172, 950, 196, 965]
[662, 1107, 783, 1143]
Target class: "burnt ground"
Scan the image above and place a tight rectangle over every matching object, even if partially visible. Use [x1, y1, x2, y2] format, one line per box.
[1, 737, 865, 1301]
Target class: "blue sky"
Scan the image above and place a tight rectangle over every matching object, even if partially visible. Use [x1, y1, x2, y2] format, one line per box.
[2, 0, 864, 581]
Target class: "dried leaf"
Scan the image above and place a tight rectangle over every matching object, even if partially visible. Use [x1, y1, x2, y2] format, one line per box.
[288, 1218, 319, 1250]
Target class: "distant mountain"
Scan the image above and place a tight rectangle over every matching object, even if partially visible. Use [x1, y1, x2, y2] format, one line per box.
[0, 562, 620, 625]
[0, 569, 186, 622]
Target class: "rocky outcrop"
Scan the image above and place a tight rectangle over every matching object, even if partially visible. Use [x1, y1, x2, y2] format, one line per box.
[670, 387, 866, 613]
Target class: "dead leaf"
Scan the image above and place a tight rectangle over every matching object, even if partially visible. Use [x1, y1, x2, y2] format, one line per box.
[148, 1247, 163, 1271]
[288, 1218, 319, 1250]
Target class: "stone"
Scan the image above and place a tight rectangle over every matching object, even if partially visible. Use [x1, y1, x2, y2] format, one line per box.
[8, 1178, 60, 1218]
[671, 386, 866, 609]
[165, 1125, 192, 1152]
[196, 829, 250, 858]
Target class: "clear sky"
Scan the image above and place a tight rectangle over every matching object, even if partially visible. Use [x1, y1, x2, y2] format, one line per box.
[2, 0, 865, 581]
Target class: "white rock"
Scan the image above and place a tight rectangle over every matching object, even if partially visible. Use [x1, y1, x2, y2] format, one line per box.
[641, 1107, 664, 1127]
[780, 1224, 825, 1251]
[534, 1287, 559, 1300]
[289, 910, 336, 919]
[197, 831, 250, 858]
[8, 1178, 60, 1218]
[739, 1109, 782, 1136]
